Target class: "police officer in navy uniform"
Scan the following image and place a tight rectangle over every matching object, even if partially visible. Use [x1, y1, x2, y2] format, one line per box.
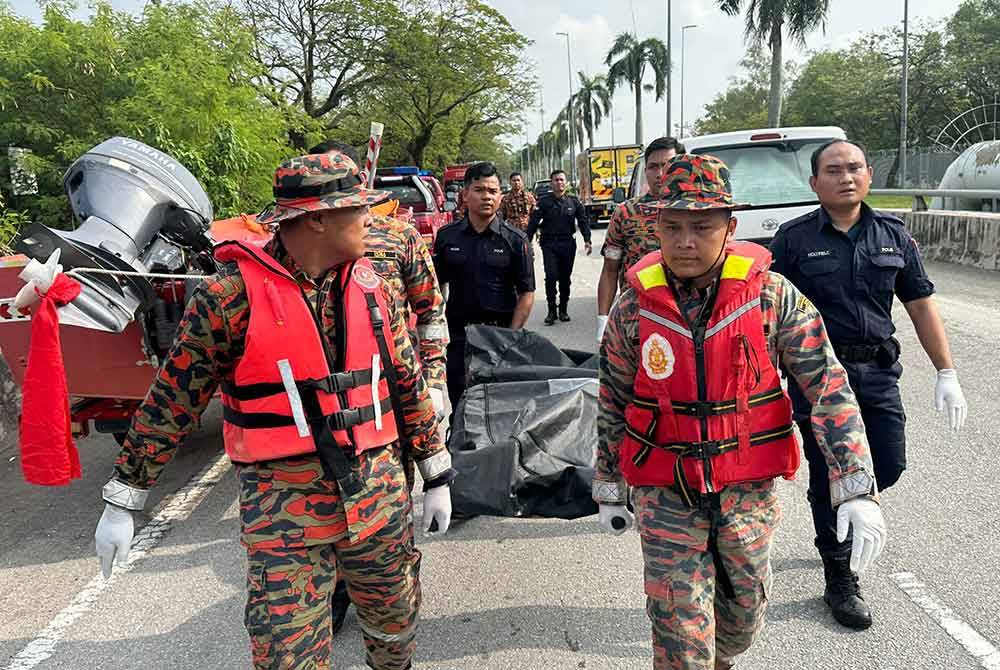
[527, 169, 592, 325]
[433, 162, 535, 411]
[770, 139, 968, 631]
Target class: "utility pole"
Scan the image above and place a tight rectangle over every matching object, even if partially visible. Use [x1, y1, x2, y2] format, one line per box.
[610, 95, 616, 147]
[556, 31, 576, 186]
[898, 0, 910, 188]
[680, 24, 697, 139]
[666, 0, 672, 136]
[539, 92, 546, 176]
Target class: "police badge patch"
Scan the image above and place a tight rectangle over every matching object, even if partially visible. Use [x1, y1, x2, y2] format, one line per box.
[353, 264, 380, 289]
[641, 332, 675, 380]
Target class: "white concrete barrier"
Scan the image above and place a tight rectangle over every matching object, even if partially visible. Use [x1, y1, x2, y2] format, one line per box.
[893, 209, 1000, 271]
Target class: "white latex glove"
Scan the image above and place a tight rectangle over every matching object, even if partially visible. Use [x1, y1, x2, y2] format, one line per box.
[836, 498, 886, 574]
[95, 503, 135, 578]
[428, 386, 447, 420]
[422, 485, 452, 535]
[596, 315, 609, 344]
[14, 248, 62, 309]
[934, 369, 967, 432]
[598, 503, 634, 536]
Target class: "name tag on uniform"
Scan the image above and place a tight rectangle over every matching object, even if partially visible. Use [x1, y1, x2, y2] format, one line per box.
[881, 247, 896, 253]
[807, 250, 832, 258]
[448, 246, 461, 252]
[493, 248, 504, 253]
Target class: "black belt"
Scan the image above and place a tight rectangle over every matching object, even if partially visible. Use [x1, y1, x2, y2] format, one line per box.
[633, 386, 785, 418]
[222, 369, 374, 401]
[834, 343, 881, 363]
[834, 337, 899, 365]
[626, 423, 795, 507]
[223, 395, 393, 431]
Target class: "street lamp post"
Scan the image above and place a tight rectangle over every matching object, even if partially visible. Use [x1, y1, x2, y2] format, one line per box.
[899, 0, 909, 188]
[666, 0, 672, 136]
[556, 31, 576, 186]
[539, 91, 546, 175]
[680, 24, 697, 140]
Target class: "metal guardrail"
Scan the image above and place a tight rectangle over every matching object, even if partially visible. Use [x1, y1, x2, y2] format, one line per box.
[870, 188, 1000, 212]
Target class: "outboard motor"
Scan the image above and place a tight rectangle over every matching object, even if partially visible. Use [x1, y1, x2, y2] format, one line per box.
[15, 137, 214, 339]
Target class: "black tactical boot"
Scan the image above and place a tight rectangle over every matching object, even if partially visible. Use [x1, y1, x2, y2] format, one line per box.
[330, 579, 351, 635]
[558, 306, 570, 322]
[544, 307, 557, 325]
[822, 552, 872, 630]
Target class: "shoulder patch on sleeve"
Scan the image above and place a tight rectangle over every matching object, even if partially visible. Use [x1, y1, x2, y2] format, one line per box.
[796, 294, 815, 314]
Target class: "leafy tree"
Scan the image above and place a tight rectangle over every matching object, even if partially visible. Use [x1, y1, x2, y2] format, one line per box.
[242, 0, 397, 147]
[605, 32, 668, 144]
[717, 0, 830, 127]
[695, 50, 773, 134]
[0, 1, 298, 231]
[368, 0, 533, 167]
[574, 72, 612, 149]
[946, 0, 1000, 105]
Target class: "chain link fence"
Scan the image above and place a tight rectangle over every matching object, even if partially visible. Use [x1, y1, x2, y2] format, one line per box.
[868, 148, 958, 188]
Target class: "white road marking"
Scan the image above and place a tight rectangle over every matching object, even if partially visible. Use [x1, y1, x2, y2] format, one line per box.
[4, 452, 231, 670]
[891, 572, 1000, 670]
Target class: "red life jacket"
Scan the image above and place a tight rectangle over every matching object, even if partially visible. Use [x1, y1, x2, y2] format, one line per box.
[213, 241, 399, 464]
[620, 242, 798, 503]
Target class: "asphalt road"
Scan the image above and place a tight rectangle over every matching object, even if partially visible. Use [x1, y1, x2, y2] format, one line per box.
[2, 229, 999, 670]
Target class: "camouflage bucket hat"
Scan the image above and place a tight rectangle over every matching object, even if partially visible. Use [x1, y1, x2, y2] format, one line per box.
[257, 151, 390, 225]
[642, 154, 747, 212]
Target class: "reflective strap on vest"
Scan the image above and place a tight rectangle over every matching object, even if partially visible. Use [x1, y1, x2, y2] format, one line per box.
[633, 386, 784, 418]
[363, 292, 411, 452]
[626, 423, 795, 506]
[222, 369, 375, 401]
[224, 395, 393, 431]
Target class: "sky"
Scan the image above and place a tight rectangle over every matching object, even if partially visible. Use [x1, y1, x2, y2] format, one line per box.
[488, 0, 964, 148]
[9, 0, 966, 150]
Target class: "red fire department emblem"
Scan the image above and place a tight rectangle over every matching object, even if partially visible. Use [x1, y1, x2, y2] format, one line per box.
[641, 333, 675, 380]
[353, 264, 380, 289]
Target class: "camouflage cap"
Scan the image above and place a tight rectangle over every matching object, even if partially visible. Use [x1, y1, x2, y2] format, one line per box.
[257, 151, 390, 225]
[642, 154, 747, 211]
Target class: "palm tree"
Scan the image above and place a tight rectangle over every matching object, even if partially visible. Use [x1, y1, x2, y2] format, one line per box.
[605, 33, 668, 144]
[718, 0, 830, 127]
[548, 119, 571, 172]
[574, 72, 612, 149]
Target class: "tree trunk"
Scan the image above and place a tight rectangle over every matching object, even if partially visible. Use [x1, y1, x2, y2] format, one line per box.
[767, 20, 784, 127]
[587, 125, 594, 149]
[408, 128, 434, 168]
[634, 82, 643, 144]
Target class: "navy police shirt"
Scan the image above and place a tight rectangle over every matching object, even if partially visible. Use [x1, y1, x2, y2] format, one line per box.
[769, 203, 934, 346]
[433, 216, 535, 337]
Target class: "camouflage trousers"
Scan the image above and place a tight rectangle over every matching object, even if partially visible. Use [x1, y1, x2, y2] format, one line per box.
[241, 450, 421, 670]
[633, 481, 780, 670]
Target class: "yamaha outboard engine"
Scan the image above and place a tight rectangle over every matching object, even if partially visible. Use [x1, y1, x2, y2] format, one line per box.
[15, 137, 214, 338]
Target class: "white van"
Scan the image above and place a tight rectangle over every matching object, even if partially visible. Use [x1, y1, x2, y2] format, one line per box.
[627, 126, 848, 244]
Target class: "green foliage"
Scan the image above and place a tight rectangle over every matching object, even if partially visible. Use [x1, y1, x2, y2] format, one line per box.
[361, 0, 532, 168]
[605, 32, 668, 143]
[783, 22, 959, 156]
[574, 72, 611, 149]
[946, 0, 1000, 102]
[718, 0, 831, 126]
[698, 4, 988, 165]
[0, 0, 298, 232]
[0, 192, 26, 255]
[695, 50, 772, 134]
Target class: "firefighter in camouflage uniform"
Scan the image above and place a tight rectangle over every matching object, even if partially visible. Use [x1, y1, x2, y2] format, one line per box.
[94, 151, 456, 670]
[597, 137, 684, 343]
[499, 172, 536, 231]
[310, 139, 450, 635]
[593, 155, 888, 670]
